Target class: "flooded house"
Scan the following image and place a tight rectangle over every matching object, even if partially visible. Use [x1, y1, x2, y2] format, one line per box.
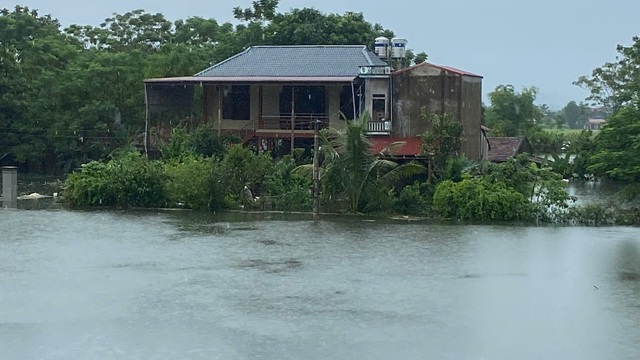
[144, 38, 483, 159]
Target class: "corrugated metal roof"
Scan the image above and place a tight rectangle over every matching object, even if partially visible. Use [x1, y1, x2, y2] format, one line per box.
[487, 137, 525, 162]
[370, 137, 423, 157]
[195, 45, 387, 78]
[392, 61, 482, 78]
[144, 76, 356, 84]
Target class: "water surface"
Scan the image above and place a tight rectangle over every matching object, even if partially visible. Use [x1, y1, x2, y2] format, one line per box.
[1, 210, 639, 359]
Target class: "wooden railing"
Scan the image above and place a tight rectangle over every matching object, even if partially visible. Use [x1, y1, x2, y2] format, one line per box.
[260, 114, 329, 130]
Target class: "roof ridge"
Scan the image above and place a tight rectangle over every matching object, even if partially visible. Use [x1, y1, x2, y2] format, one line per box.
[194, 46, 253, 76]
[251, 44, 366, 48]
[361, 47, 374, 65]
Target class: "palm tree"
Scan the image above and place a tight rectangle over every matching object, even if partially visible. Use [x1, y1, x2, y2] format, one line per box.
[301, 114, 422, 213]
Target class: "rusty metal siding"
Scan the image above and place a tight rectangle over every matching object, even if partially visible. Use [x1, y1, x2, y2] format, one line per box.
[391, 65, 483, 160]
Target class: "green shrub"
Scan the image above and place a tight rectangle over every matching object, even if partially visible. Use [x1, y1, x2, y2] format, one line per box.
[360, 180, 396, 214]
[64, 151, 167, 208]
[164, 155, 223, 210]
[222, 145, 274, 201]
[264, 155, 312, 211]
[433, 178, 530, 221]
[395, 181, 432, 215]
[64, 161, 115, 207]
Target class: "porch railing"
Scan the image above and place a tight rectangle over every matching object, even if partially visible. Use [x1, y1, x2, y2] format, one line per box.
[367, 120, 391, 133]
[260, 114, 329, 131]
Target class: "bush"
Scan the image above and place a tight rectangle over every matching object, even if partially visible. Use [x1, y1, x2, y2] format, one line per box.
[64, 161, 115, 208]
[433, 178, 530, 221]
[360, 180, 396, 214]
[395, 181, 432, 215]
[164, 155, 227, 210]
[222, 145, 274, 202]
[263, 156, 312, 211]
[64, 150, 167, 208]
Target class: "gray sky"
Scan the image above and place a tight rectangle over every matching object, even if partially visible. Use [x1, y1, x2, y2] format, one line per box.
[10, 0, 639, 109]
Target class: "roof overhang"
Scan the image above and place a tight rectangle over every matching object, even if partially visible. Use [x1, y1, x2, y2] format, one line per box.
[144, 76, 357, 85]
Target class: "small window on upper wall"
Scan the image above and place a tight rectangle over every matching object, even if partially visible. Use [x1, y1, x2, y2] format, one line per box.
[372, 94, 386, 121]
[223, 85, 251, 120]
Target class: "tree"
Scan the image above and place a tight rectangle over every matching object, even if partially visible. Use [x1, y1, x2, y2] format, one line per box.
[313, 115, 420, 213]
[588, 103, 640, 182]
[562, 101, 588, 129]
[419, 113, 463, 182]
[574, 36, 640, 116]
[484, 85, 543, 136]
[0, 6, 82, 171]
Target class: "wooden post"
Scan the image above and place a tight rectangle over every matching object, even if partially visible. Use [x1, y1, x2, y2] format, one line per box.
[202, 83, 208, 125]
[313, 119, 320, 220]
[290, 86, 295, 156]
[217, 86, 223, 136]
[144, 85, 150, 157]
[2, 166, 17, 209]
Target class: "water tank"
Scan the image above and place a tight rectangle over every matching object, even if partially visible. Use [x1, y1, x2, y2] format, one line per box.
[374, 36, 390, 58]
[391, 37, 408, 58]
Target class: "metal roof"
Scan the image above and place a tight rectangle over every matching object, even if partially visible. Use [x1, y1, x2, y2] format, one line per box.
[195, 45, 388, 78]
[487, 137, 528, 162]
[370, 137, 423, 157]
[144, 76, 357, 85]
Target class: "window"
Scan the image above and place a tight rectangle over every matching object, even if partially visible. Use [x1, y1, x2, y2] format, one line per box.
[372, 94, 387, 121]
[223, 85, 251, 120]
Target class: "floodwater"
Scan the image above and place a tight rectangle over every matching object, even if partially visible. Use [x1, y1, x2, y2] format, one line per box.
[1, 210, 639, 359]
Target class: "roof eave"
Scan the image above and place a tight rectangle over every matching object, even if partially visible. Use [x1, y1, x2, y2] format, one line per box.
[144, 76, 358, 85]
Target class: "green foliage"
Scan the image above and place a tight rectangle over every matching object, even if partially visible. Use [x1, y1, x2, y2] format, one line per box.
[484, 85, 543, 136]
[527, 130, 567, 154]
[316, 114, 422, 213]
[264, 156, 312, 211]
[64, 161, 114, 207]
[222, 145, 274, 201]
[164, 155, 225, 210]
[1, 3, 420, 173]
[433, 178, 530, 221]
[395, 181, 433, 216]
[419, 113, 463, 182]
[588, 104, 640, 182]
[574, 36, 640, 115]
[64, 150, 166, 208]
[562, 101, 589, 129]
[161, 124, 232, 160]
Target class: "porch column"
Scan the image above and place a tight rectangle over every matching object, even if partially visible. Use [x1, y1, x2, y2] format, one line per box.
[217, 86, 223, 135]
[258, 85, 264, 152]
[202, 83, 209, 125]
[144, 84, 150, 157]
[290, 86, 295, 156]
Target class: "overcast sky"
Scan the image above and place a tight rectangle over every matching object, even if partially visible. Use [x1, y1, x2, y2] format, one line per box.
[10, 0, 639, 109]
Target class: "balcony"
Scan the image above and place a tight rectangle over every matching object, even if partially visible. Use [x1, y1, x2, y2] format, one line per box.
[367, 120, 392, 135]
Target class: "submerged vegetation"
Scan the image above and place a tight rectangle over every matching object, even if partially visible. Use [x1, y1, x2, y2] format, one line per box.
[61, 114, 640, 226]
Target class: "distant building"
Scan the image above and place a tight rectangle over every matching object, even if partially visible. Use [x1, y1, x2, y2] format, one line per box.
[584, 118, 606, 130]
[144, 42, 484, 159]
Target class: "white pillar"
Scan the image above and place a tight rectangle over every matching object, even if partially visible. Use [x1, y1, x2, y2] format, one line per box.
[2, 166, 18, 209]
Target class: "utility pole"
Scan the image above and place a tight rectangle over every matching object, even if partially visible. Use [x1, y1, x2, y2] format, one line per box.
[313, 118, 320, 220]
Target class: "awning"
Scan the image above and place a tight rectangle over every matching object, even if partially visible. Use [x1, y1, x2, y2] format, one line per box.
[144, 76, 357, 85]
[370, 137, 423, 157]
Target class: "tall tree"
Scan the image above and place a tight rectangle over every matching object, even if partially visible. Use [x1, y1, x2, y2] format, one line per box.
[574, 36, 640, 116]
[484, 85, 543, 136]
[562, 101, 588, 129]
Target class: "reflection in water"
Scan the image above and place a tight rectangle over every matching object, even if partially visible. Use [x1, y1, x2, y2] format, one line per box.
[1, 210, 639, 359]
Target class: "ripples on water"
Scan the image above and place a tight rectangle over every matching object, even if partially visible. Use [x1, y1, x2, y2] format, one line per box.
[1, 210, 639, 359]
